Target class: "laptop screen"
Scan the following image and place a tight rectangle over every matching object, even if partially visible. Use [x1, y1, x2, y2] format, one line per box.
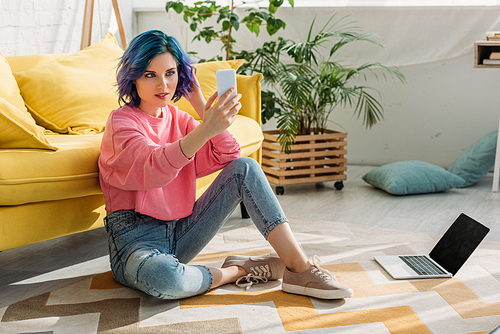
[429, 213, 490, 275]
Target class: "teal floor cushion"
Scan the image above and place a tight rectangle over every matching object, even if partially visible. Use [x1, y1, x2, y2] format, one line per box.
[362, 160, 465, 195]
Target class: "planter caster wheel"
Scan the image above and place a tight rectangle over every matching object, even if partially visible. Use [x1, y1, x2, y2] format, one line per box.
[334, 181, 344, 190]
[276, 186, 285, 195]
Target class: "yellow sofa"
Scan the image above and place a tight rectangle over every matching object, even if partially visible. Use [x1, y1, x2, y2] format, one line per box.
[0, 34, 263, 251]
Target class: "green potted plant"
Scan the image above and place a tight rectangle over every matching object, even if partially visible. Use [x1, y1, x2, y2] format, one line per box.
[242, 13, 405, 193]
[165, 0, 294, 61]
[245, 13, 405, 152]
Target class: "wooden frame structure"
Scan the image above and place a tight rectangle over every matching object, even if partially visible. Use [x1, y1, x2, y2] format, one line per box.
[81, 0, 127, 50]
[262, 130, 347, 193]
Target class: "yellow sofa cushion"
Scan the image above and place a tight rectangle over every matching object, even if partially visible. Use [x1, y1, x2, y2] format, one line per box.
[0, 115, 262, 206]
[7, 53, 71, 73]
[0, 51, 30, 117]
[230, 114, 264, 157]
[0, 51, 56, 150]
[0, 134, 102, 206]
[0, 96, 57, 150]
[13, 33, 123, 134]
[171, 59, 244, 120]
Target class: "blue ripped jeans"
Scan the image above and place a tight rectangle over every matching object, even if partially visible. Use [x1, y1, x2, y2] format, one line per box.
[104, 157, 287, 300]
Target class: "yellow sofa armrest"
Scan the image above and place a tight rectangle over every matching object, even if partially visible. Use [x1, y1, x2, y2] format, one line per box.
[236, 73, 263, 126]
[236, 72, 263, 164]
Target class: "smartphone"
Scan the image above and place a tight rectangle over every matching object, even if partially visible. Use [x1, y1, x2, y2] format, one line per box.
[216, 69, 237, 105]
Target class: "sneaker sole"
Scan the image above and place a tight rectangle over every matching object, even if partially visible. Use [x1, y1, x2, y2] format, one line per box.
[282, 283, 354, 299]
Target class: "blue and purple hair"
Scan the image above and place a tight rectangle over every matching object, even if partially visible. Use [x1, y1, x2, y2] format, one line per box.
[116, 30, 196, 107]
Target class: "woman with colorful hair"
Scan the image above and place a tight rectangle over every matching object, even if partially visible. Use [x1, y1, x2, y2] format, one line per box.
[98, 30, 353, 300]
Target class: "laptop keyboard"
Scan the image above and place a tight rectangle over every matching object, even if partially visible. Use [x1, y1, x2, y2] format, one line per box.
[399, 255, 448, 276]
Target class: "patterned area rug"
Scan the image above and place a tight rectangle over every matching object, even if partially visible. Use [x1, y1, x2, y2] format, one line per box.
[1, 216, 500, 334]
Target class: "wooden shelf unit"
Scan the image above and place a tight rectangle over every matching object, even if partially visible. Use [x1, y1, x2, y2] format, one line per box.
[474, 41, 500, 68]
[474, 40, 500, 192]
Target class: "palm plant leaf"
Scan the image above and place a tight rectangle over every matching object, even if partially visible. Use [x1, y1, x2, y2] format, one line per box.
[278, 64, 316, 109]
[283, 12, 386, 66]
[282, 14, 343, 65]
[345, 62, 406, 83]
[328, 32, 385, 58]
[352, 87, 384, 128]
[276, 110, 298, 154]
[242, 38, 288, 84]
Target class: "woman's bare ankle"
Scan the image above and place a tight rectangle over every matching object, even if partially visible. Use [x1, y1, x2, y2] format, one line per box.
[209, 265, 247, 289]
[286, 260, 311, 274]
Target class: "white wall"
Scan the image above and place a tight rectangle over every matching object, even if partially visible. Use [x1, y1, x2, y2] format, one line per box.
[334, 52, 500, 167]
[132, 4, 500, 167]
[0, 0, 125, 56]
[1, 1, 499, 168]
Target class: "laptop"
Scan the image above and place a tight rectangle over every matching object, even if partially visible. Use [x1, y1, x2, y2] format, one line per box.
[374, 213, 489, 279]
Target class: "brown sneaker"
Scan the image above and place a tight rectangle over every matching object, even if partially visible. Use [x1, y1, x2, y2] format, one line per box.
[282, 255, 354, 299]
[222, 254, 285, 290]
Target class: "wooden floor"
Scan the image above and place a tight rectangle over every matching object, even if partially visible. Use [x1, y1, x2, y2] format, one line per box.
[274, 165, 500, 242]
[1, 164, 499, 331]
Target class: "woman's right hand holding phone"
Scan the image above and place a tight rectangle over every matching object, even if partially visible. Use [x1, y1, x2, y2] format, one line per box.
[201, 88, 241, 139]
[179, 88, 241, 159]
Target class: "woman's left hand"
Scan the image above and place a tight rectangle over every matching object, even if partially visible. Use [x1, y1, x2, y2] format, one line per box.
[185, 70, 203, 101]
[184, 70, 208, 118]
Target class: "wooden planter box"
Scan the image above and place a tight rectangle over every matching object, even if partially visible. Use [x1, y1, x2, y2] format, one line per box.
[262, 129, 347, 192]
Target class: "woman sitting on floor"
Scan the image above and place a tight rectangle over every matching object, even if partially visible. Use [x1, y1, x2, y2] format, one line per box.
[98, 29, 354, 300]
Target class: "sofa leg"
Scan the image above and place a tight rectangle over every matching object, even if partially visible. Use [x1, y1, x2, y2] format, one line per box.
[240, 202, 250, 219]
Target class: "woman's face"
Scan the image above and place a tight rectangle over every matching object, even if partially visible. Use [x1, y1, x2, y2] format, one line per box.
[134, 52, 178, 117]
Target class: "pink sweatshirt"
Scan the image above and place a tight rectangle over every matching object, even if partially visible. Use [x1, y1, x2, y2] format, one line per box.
[98, 104, 241, 220]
